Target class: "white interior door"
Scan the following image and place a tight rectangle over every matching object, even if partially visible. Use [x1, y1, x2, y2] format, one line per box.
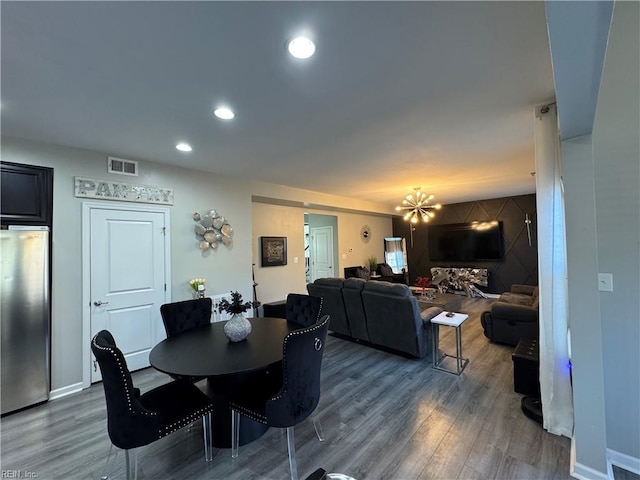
[310, 225, 334, 280]
[90, 208, 167, 383]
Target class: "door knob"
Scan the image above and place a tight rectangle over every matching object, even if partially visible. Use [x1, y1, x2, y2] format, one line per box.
[93, 300, 109, 306]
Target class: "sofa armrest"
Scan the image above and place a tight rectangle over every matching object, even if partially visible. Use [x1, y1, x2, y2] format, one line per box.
[510, 284, 536, 296]
[421, 306, 443, 325]
[491, 302, 538, 323]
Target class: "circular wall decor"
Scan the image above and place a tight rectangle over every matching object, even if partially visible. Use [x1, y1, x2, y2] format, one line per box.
[193, 209, 234, 250]
[360, 225, 371, 242]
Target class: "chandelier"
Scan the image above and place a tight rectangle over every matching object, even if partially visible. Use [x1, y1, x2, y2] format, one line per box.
[395, 188, 441, 224]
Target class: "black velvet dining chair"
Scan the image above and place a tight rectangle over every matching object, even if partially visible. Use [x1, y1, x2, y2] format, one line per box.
[286, 293, 323, 328]
[229, 315, 330, 480]
[160, 298, 213, 383]
[160, 297, 213, 337]
[91, 330, 214, 480]
[285, 293, 325, 440]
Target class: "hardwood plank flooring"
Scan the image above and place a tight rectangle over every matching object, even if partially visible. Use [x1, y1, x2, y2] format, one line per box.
[0, 298, 572, 479]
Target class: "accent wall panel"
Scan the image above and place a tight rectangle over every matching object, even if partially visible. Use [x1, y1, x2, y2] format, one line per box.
[392, 194, 538, 293]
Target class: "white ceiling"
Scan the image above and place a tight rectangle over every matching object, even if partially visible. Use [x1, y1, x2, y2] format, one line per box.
[1, 1, 555, 209]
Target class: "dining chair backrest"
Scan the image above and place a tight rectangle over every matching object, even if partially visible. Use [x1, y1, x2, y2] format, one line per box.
[160, 298, 212, 337]
[286, 293, 323, 328]
[265, 315, 330, 428]
[91, 330, 160, 449]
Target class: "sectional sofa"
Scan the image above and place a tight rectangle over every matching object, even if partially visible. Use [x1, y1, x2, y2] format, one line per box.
[307, 278, 442, 359]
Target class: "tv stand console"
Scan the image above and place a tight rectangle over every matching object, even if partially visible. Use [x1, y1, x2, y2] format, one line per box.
[430, 267, 489, 298]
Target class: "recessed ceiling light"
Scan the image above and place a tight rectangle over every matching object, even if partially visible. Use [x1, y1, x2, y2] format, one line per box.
[287, 37, 316, 59]
[214, 107, 235, 120]
[176, 143, 192, 152]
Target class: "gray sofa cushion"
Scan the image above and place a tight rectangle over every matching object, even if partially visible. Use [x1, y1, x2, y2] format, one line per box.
[361, 281, 430, 358]
[307, 278, 350, 336]
[499, 292, 535, 306]
[363, 280, 412, 297]
[498, 284, 539, 307]
[342, 278, 369, 341]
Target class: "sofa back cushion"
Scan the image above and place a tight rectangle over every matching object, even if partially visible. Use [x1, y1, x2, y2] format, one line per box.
[307, 278, 350, 336]
[342, 278, 369, 341]
[361, 281, 427, 358]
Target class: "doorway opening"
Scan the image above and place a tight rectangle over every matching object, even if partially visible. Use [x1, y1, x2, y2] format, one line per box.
[305, 213, 338, 282]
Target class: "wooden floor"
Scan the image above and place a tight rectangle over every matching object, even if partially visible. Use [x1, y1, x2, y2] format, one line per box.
[1, 298, 572, 479]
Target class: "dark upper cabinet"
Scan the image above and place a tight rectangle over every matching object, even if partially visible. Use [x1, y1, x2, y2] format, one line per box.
[1, 162, 53, 226]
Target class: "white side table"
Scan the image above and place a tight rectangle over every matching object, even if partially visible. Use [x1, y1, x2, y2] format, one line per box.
[431, 311, 469, 375]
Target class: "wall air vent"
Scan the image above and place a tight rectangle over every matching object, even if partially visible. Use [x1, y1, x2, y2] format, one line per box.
[107, 156, 138, 176]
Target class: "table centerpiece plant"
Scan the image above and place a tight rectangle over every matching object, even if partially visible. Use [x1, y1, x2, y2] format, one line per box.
[217, 291, 261, 342]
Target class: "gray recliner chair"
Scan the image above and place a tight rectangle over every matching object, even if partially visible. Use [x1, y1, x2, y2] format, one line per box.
[481, 285, 539, 346]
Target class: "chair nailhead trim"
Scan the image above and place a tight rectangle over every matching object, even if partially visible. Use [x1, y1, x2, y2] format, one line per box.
[271, 316, 328, 402]
[229, 405, 267, 424]
[317, 298, 323, 323]
[92, 338, 156, 417]
[160, 406, 215, 438]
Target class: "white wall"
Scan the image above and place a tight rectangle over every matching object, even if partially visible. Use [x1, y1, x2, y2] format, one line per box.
[591, 0, 640, 460]
[564, 3, 640, 474]
[333, 211, 389, 272]
[563, 134, 608, 473]
[1, 136, 254, 390]
[252, 203, 307, 304]
[252, 200, 392, 305]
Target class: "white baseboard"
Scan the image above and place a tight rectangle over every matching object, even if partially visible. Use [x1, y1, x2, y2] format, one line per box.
[49, 382, 83, 400]
[607, 448, 640, 479]
[571, 462, 608, 480]
[571, 437, 608, 480]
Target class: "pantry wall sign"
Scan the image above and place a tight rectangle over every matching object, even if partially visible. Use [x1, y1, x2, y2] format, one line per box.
[74, 177, 174, 205]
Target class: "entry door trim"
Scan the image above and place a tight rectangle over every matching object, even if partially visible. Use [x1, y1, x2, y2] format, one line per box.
[81, 201, 171, 389]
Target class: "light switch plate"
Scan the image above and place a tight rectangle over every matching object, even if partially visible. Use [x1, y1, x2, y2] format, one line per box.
[598, 273, 613, 292]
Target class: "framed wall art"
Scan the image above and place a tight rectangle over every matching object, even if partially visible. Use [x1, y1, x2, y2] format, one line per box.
[260, 236, 287, 267]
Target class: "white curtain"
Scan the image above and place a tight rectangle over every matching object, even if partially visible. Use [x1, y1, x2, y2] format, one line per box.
[534, 103, 574, 437]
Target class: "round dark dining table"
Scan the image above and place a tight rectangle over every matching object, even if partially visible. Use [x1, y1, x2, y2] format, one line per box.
[149, 317, 296, 448]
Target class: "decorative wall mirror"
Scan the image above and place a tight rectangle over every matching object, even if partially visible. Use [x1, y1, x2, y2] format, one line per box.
[193, 210, 234, 249]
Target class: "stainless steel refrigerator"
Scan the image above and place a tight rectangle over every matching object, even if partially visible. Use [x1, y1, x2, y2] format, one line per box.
[1, 226, 50, 415]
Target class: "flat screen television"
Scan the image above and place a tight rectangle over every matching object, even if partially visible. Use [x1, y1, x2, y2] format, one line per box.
[428, 221, 503, 261]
